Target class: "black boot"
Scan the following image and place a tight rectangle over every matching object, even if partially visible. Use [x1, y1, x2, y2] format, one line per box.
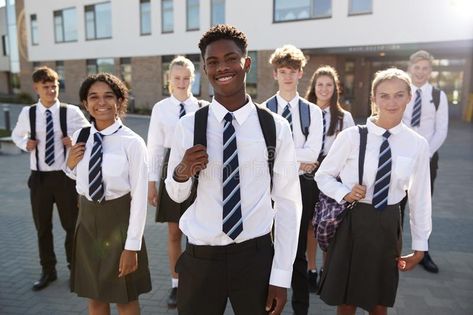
[420, 252, 439, 273]
[32, 270, 57, 291]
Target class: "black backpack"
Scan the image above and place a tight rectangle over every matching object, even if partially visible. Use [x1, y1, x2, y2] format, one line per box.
[188, 104, 277, 203]
[29, 103, 68, 170]
[431, 86, 441, 111]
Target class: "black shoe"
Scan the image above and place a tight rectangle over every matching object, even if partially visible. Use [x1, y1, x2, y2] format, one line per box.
[32, 271, 57, 291]
[420, 253, 439, 273]
[167, 287, 178, 309]
[308, 270, 318, 293]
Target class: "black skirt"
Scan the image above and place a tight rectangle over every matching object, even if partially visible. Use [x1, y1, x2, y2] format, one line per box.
[318, 202, 402, 312]
[155, 148, 193, 223]
[71, 194, 152, 304]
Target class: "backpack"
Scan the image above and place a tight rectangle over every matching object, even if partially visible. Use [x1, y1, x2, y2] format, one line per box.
[188, 104, 276, 203]
[431, 86, 441, 111]
[29, 103, 68, 170]
[265, 95, 310, 139]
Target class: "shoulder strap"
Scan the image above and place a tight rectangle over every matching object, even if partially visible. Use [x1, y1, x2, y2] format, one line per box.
[76, 126, 91, 144]
[59, 103, 68, 137]
[193, 106, 209, 147]
[357, 125, 368, 185]
[298, 99, 311, 139]
[197, 100, 209, 108]
[29, 105, 40, 171]
[338, 114, 344, 132]
[431, 86, 441, 111]
[255, 105, 276, 191]
[266, 95, 278, 113]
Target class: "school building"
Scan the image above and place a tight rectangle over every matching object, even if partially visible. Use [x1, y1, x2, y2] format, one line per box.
[2, 0, 473, 120]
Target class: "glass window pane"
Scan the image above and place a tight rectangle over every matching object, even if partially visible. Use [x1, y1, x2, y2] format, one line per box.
[187, 54, 201, 96]
[162, 0, 173, 32]
[95, 3, 112, 38]
[350, 0, 372, 14]
[56, 61, 65, 91]
[187, 0, 199, 30]
[247, 51, 257, 98]
[31, 14, 38, 45]
[274, 0, 331, 21]
[314, 0, 331, 17]
[63, 8, 77, 41]
[85, 10, 95, 39]
[140, 1, 151, 35]
[97, 58, 114, 73]
[162, 55, 173, 95]
[54, 15, 63, 42]
[211, 0, 225, 25]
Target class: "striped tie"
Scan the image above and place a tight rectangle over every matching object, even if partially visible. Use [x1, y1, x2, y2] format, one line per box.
[411, 89, 422, 127]
[44, 109, 55, 166]
[179, 103, 186, 118]
[222, 113, 243, 240]
[320, 110, 327, 156]
[373, 130, 392, 210]
[282, 103, 293, 132]
[89, 133, 105, 203]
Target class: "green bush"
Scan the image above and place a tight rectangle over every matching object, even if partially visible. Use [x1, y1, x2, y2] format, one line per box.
[0, 128, 11, 137]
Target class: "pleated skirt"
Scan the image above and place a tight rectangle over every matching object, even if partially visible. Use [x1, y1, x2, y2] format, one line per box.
[318, 202, 402, 312]
[71, 193, 152, 304]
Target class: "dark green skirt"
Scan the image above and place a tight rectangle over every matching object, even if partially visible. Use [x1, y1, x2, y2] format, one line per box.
[155, 148, 192, 223]
[318, 203, 402, 312]
[71, 194, 152, 304]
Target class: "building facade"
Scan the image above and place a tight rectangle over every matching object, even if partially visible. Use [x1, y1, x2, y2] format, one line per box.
[6, 0, 473, 119]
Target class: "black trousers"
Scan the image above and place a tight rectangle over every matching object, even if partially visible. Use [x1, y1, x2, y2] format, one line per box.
[291, 176, 317, 315]
[400, 152, 439, 226]
[176, 234, 273, 315]
[28, 171, 79, 273]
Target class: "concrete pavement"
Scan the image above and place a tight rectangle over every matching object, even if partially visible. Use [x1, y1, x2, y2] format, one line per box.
[0, 103, 472, 314]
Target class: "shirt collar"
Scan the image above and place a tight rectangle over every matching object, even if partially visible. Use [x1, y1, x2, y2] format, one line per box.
[37, 100, 60, 114]
[210, 95, 255, 126]
[91, 118, 123, 136]
[276, 92, 299, 110]
[366, 116, 405, 136]
[170, 94, 195, 106]
[411, 83, 430, 95]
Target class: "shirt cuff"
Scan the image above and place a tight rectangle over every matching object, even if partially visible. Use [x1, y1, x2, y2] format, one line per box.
[411, 239, 429, 252]
[269, 267, 292, 288]
[63, 166, 77, 180]
[125, 238, 142, 251]
[335, 186, 351, 204]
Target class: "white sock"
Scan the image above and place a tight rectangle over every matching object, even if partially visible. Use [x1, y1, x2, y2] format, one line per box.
[309, 269, 317, 273]
[171, 278, 179, 288]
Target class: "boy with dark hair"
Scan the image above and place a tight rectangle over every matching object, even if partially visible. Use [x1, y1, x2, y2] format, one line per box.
[12, 66, 89, 291]
[264, 44, 323, 315]
[165, 24, 302, 315]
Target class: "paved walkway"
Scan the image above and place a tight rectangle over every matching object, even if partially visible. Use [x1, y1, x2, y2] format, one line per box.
[0, 103, 472, 314]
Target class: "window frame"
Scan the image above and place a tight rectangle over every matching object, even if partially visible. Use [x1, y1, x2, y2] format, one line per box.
[30, 14, 39, 46]
[84, 1, 112, 41]
[210, 0, 225, 26]
[348, 0, 373, 16]
[186, 0, 200, 31]
[139, 0, 151, 36]
[53, 7, 78, 43]
[272, 0, 332, 23]
[161, 0, 174, 34]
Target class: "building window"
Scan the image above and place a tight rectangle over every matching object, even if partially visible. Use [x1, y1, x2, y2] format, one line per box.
[32, 62, 41, 71]
[140, 0, 151, 35]
[120, 57, 132, 89]
[187, 54, 201, 96]
[56, 61, 65, 91]
[349, 0, 372, 15]
[274, 0, 331, 22]
[161, 0, 173, 33]
[54, 8, 78, 43]
[2, 35, 9, 56]
[247, 51, 257, 98]
[186, 0, 199, 31]
[87, 58, 114, 74]
[85, 2, 112, 40]
[30, 14, 38, 45]
[162, 55, 173, 95]
[211, 0, 225, 26]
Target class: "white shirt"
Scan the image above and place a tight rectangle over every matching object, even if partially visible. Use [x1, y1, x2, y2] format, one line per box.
[12, 100, 89, 171]
[320, 108, 355, 156]
[147, 95, 202, 182]
[165, 97, 302, 288]
[64, 119, 148, 251]
[314, 117, 432, 251]
[402, 83, 448, 157]
[264, 93, 323, 171]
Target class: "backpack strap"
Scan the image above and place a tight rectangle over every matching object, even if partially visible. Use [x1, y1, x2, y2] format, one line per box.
[298, 99, 311, 140]
[29, 105, 40, 171]
[197, 100, 210, 108]
[255, 105, 276, 191]
[357, 125, 368, 185]
[265, 95, 278, 114]
[59, 103, 68, 158]
[338, 114, 344, 133]
[76, 126, 91, 144]
[431, 86, 441, 111]
[192, 105, 209, 190]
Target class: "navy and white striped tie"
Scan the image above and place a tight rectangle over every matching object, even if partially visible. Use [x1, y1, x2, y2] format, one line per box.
[320, 110, 327, 156]
[44, 109, 55, 166]
[411, 89, 422, 127]
[373, 130, 392, 210]
[89, 133, 105, 203]
[282, 103, 293, 132]
[222, 113, 243, 240]
[179, 103, 186, 118]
